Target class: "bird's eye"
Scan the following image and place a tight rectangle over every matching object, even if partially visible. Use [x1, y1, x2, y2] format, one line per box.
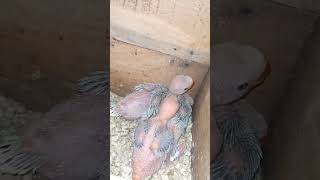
[184, 88, 188, 91]
[237, 83, 248, 91]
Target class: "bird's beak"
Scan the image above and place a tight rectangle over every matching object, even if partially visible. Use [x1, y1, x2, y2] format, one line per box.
[253, 61, 271, 87]
[132, 174, 141, 180]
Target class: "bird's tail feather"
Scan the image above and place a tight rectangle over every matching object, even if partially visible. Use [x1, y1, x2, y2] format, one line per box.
[76, 71, 108, 96]
[0, 136, 45, 175]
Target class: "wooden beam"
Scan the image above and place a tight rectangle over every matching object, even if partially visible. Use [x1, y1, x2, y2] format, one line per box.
[110, 4, 210, 65]
[271, 0, 320, 12]
[110, 39, 209, 98]
[192, 70, 210, 180]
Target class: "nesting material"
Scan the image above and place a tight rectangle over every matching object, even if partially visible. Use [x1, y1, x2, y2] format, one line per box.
[110, 92, 193, 180]
[0, 94, 43, 137]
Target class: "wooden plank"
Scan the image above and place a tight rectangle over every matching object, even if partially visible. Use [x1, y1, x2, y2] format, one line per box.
[110, 39, 209, 98]
[110, 1, 210, 65]
[271, 0, 320, 12]
[111, 0, 210, 48]
[264, 18, 320, 180]
[191, 71, 210, 180]
[0, 0, 105, 33]
[110, 20, 210, 65]
[110, 5, 209, 64]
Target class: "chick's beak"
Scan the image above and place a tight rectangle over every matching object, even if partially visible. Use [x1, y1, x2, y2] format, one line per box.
[132, 174, 141, 180]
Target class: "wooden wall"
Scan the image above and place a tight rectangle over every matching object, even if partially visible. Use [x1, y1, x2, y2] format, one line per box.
[192, 71, 210, 180]
[110, 0, 210, 98]
[214, 1, 320, 179]
[264, 18, 320, 180]
[110, 1, 210, 179]
[110, 39, 208, 98]
[0, 0, 106, 111]
[110, 0, 210, 65]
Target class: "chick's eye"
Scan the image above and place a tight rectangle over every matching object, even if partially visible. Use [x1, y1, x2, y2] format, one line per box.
[237, 82, 248, 91]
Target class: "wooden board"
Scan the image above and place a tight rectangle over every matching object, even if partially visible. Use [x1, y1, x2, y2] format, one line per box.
[191, 71, 210, 180]
[272, 0, 320, 12]
[0, 0, 106, 111]
[264, 18, 320, 180]
[110, 39, 209, 98]
[110, 0, 210, 65]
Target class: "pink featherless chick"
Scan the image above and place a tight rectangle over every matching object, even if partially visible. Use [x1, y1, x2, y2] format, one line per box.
[131, 75, 194, 180]
[116, 75, 194, 121]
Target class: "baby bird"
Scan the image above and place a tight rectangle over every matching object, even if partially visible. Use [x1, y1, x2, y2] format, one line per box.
[131, 76, 194, 180]
[211, 42, 270, 180]
[212, 42, 270, 106]
[116, 75, 193, 121]
[0, 77, 108, 180]
[132, 118, 169, 180]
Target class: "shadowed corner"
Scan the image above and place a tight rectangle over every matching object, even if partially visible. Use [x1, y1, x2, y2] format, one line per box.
[191, 70, 211, 180]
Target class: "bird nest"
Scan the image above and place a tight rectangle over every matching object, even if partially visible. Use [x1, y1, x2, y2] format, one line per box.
[110, 91, 193, 180]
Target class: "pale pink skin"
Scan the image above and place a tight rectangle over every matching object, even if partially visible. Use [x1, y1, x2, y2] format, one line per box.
[116, 83, 157, 120]
[169, 75, 193, 95]
[132, 119, 185, 180]
[22, 95, 107, 180]
[132, 94, 181, 180]
[132, 120, 167, 180]
[116, 90, 151, 120]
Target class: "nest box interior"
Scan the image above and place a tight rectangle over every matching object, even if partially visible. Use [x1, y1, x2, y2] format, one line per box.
[7, 0, 320, 179]
[215, 0, 320, 179]
[0, 0, 210, 179]
[110, 0, 210, 179]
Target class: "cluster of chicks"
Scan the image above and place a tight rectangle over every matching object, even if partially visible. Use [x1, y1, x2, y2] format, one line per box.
[115, 75, 194, 180]
[211, 43, 271, 180]
[112, 41, 270, 180]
